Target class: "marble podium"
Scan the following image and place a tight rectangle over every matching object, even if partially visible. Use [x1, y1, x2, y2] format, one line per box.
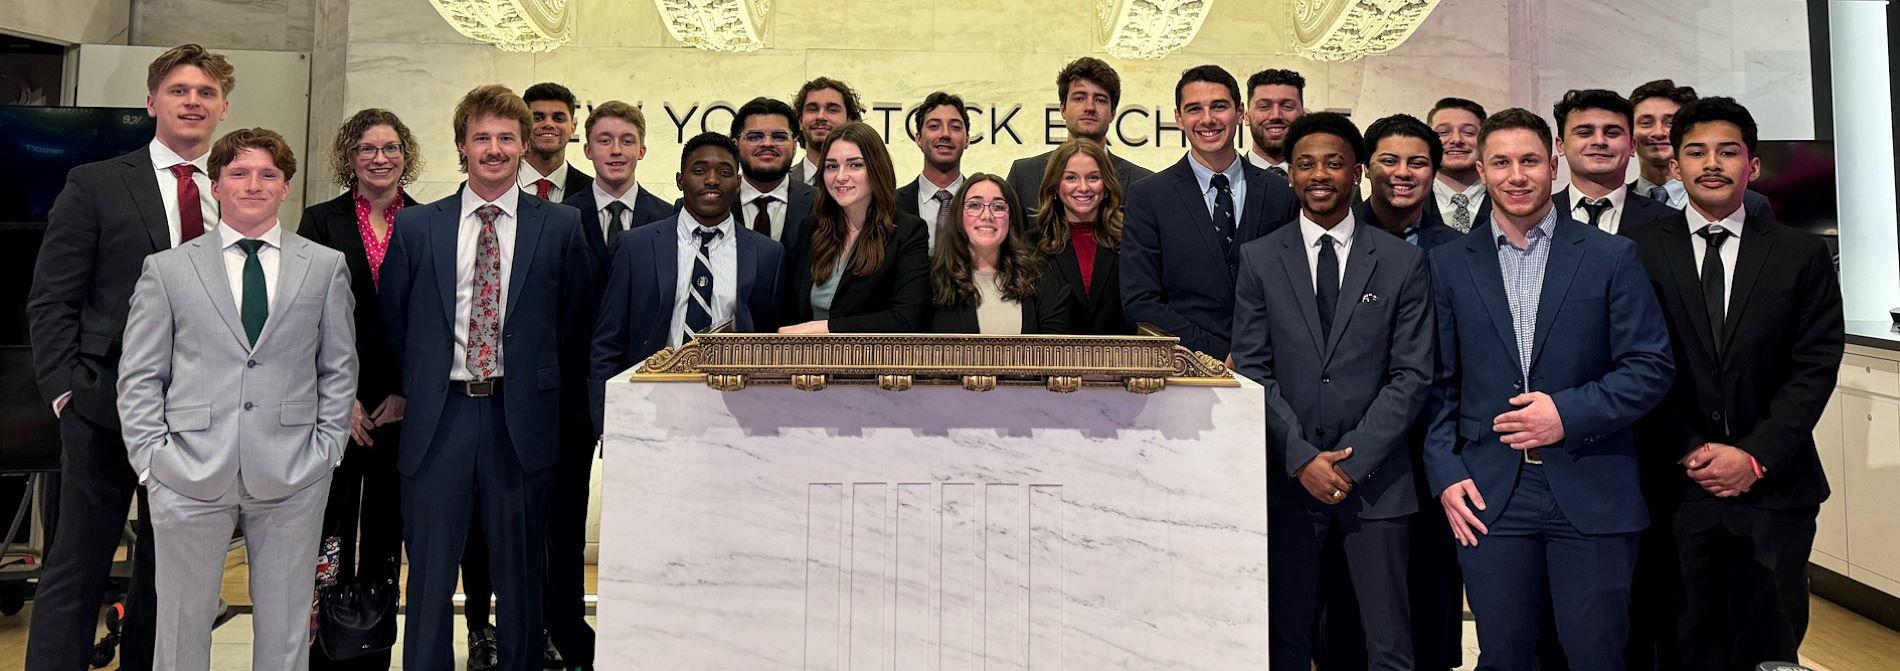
[597, 378, 1269, 669]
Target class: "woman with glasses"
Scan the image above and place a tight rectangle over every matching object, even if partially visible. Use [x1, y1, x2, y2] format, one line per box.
[296, 108, 421, 671]
[779, 121, 930, 334]
[1035, 139, 1131, 335]
[929, 174, 1071, 334]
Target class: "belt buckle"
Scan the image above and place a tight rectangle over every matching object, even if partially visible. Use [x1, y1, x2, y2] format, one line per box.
[1522, 447, 1544, 465]
[465, 379, 495, 397]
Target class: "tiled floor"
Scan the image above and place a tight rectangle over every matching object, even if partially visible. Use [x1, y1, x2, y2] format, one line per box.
[208, 612, 591, 670]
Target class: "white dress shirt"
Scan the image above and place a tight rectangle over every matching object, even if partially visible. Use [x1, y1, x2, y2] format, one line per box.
[1433, 178, 1486, 221]
[218, 221, 282, 313]
[739, 178, 792, 242]
[592, 181, 646, 241]
[916, 174, 964, 250]
[798, 157, 822, 185]
[150, 139, 219, 247]
[1298, 210, 1356, 295]
[518, 160, 571, 202]
[1686, 203, 1745, 314]
[1567, 185, 1630, 234]
[1246, 151, 1288, 174]
[670, 214, 739, 347]
[451, 186, 519, 380]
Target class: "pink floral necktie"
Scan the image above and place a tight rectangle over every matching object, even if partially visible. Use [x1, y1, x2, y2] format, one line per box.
[467, 204, 503, 379]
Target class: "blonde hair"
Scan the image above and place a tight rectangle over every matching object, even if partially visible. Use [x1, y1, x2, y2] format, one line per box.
[146, 43, 235, 95]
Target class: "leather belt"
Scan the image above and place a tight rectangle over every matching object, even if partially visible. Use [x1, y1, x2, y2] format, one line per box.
[450, 378, 502, 397]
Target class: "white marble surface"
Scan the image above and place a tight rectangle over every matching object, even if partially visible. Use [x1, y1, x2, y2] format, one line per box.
[598, 379, 1269, 669]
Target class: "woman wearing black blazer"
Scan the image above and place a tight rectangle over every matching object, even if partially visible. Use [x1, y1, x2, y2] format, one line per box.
[780, 121, 930, 333]
[1034, 139, 1130, 335]
[929, 173, 1071, 334]
[295, 108, 420, 671]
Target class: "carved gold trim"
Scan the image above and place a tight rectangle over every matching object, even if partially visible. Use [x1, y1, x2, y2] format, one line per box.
[1292, 0, 1442, 62]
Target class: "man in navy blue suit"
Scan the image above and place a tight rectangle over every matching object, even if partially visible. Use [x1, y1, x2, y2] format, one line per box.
[1120, 64, 1297, 360]
[379, 84, 597, 671]
[564, 100, 674, 264]
[1551, 89, 1676, 238]
[591, 132, 784, 390]
[1423, 108, 1674, 671]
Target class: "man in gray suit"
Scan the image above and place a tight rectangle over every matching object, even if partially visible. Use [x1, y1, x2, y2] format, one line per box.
[117, 128, 356, 671]
[1231, 112, 1434, 671]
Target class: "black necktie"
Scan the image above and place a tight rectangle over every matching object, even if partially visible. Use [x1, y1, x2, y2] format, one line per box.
[1316, 234, 1339, 339]
[684, 228, 722, 341]
[1579, 197, 1611, 230]
[1210, 173, 1236, 249]
[1698, 226, 1731, 353]
[1267, 165, 1287, 179]
[750, 194, 775, 237]
[604, 201, 630, 242]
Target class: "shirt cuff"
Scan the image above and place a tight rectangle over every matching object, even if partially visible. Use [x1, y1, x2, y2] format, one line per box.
[51, 391, 71, 417]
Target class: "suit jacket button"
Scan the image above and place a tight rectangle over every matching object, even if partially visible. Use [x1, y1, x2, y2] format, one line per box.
[243, 401, 254, 410]
[1710, 411, 1722, 421]
[246, 359, 257, 368]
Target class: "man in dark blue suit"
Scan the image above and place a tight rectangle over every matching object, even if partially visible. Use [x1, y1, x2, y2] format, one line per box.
[1121, 64, 1297, 360]
[563, 100, 674, 264]
[1358, 114, 1464, 251]
[1423, 109, 1674, 671]
[729, 97, 818, 254]
[591, 132, 785, 392]
[379, 85, 597, 671]
[1234, 113, 1434, 671]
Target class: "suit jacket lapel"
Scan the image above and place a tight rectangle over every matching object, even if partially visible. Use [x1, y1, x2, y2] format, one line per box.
[1463, 232, 1522, 367]
[251, 236, 313, 351]
[652, 225, 680, 331]
[326, 197, 371, 277]
[1169, 160, 1231, 285]
[1323, 228, 1378, 362]
[505, 199, 545, 325]
[1527, 221, 1584, 372]
[1239, 165, 1270, 241]
[186, 239, 250, 349]
[430, 200, 458, 330]
[1052, 242, 1086, 300]
[1088, 242, 1117, 313]
[1722, 215, 1775, 353]
[122, 152, 172, 253]
[1659, 216, 1719, 359]
[1278, 237, 1326, 357]
[735, 231, 757, 331]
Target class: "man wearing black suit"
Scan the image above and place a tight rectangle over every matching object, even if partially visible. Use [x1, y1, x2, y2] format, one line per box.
[1628, 97, 1843, 671]
[25, 43, 234, 671]
[1427, 97, 1488, 233]
[730, 97, 818, 254]
[1233, 112, 1433, 671]
[1007, 57, 1154, 212]
[564, 100, 673, 263]
[379, 85, 596, 671]
[1120, 65, 1298, 360]
[1553, 89, 1674, 238]
[519, 82, 592, 202]
[592, 133, 784, 385]
[894, 91, 969, 251]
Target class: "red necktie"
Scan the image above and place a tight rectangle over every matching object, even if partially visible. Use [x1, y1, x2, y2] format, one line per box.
[170, 163, 204, 243]
[534, 179, 553, 200]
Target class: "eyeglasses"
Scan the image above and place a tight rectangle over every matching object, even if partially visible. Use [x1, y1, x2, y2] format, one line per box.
[355, 144, 404, 159]
[962, 200, 1010, 218]
[740, 131, 794, 144]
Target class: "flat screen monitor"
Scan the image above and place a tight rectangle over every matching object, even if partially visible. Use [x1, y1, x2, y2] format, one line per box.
[1753, 140, 1836, 237]
[0, 106, 156, 223]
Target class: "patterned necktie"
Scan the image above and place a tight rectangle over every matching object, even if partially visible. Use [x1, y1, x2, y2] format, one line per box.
[1210, 173, 1236, 248]
[604, 201, 630, 242]
[534, 179, 553, 200]
[1316, 234, 1339, 339]
[466, 204, 504, 379]
[684, 227, 722, 341]
[1449, 193, 1472, 233]
[236, 239, 267, 346]
[1580, 197, 1612, 230]
[751, 194, 776, 237]
[1267, 165, 1288, 179]
[1650, 185, 1670, 203]
[170, 163, 205, 243]
[931, 190, 954, 244]
[1698, 226, 1732, 354]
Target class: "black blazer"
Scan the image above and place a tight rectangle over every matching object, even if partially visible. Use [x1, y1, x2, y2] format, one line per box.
[295, 190, 423, 404]
[896, 177, 922, 216]
[1628, 208, 1843, 509]
[27, 147, 176, 428]
[929, 271, 1073, 334]
[1554, 187, 1676, 236]
[562, 185, 674, 263]
[1044, 233, 1129, 336]
[1352, 201, 1463, 252]
[782, 212, 932, 332]
[1007, 149, 1154, 218]
[729, 179, 819, 253]
[563, 164, 593, 199]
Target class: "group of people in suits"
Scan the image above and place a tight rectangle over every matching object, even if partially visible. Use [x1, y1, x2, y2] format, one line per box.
[21, 41, 1844, 671]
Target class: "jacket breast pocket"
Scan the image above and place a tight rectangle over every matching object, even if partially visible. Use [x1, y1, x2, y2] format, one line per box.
[167, 404, 211, 432]
[280, 400, 317, 426]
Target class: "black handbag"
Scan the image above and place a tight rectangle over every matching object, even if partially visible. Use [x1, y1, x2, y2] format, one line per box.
[316, 573, 398, 659]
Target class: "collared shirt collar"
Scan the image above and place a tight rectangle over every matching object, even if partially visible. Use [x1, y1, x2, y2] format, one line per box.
[518, 160, 569, 190]
[593, 181, 643, 212]
[1569, 184, 1628, 212]
[1189, 153, 1245, 192]
[678, 212, 737, 244]
[1684, 200, 1746, 239]
[1299, 210, 1357, 250]
[218, 218, 282, 249]
[740, 176, 791, 206]
[150, 138, 209, 174]
[1491, 205, 1559, 250]
[918, 174, 965, 203]
[460, 182, 521, 222]
[1434, 177, 1485, 201]
[1246, 151, 1287, 173]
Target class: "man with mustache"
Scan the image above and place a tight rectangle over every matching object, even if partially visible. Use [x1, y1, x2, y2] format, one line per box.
[518, 82, 592, 203]
[1425, 108, 1674, 671]
[1628, 80, 1774, 219]
[1553, 89, 1676, 237]
[789, 77, 865, 186]
[1427, 97, 1488, 233]
[895, 91, 969, 251]
[1006, 57, 1155, 216]
[379, 84, 597, 671]
[729, 97, 818, 253]
[1121, 64, 1297, 360]
[1627, 97, 1842, 671]
[1232, 112, 1433, 671]
[1244, 68, 1305, 176]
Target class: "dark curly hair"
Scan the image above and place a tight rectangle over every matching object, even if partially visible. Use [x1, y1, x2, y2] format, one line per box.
[932, 173, 1043, 307]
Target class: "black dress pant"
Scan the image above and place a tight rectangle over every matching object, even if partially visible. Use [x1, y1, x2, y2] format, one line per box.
[1671, 499, 1818, 671]
[542, 445, 595, 665]
[26, 411, 156, 671]
[310, 423, 403, 671]
[1269, 504, 1413, 671]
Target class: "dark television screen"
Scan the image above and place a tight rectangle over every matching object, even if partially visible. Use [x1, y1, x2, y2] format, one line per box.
[1752, 140, 1836, 238]
[0, 106, 156, 223]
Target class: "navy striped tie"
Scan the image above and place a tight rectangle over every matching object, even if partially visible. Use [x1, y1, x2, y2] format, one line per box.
[684, 228, 721, 341]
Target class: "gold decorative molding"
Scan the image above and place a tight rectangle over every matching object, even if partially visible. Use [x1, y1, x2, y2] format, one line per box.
[631, 326, 1235, 393]
[1097, 0, 1213, 60]
[428, 0, 574, 52]
[1292, 0, 1441, 62]
[654, 0, 771, 53]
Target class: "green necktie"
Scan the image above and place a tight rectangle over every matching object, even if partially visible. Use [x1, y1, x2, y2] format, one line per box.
[237, 239, 268, 346]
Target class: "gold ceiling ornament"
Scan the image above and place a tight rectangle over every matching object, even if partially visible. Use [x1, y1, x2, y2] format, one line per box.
[428, 0, 575, 52]
[654, 0, 772, 53]
[1097, 0, 1213, 60]
[1292, 0, 1441, 62]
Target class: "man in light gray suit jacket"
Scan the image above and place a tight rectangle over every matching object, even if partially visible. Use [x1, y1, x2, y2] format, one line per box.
[118, 128, 356, 671]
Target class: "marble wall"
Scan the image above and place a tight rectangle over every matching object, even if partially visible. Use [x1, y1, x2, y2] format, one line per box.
[0, 0, 130, 44]
[131, 0, 315, 52]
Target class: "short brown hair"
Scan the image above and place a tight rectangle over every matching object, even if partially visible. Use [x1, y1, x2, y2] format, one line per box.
[793, 77, 866, 121]
[584, 100, 647, 141]
[209, 127, 296, 182]
[328, 108, 424, 189]
[1057, 57, 1122, 108]
[452, 85, 533, 171]
[1629, 79, 1697, 108]
[1476, 108, 1552, 155]
[146, 43, 236, 95]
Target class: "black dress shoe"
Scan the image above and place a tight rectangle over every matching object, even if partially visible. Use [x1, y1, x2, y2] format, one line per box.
[542, 629, 565, 668]
[466, 623, 499, 671]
